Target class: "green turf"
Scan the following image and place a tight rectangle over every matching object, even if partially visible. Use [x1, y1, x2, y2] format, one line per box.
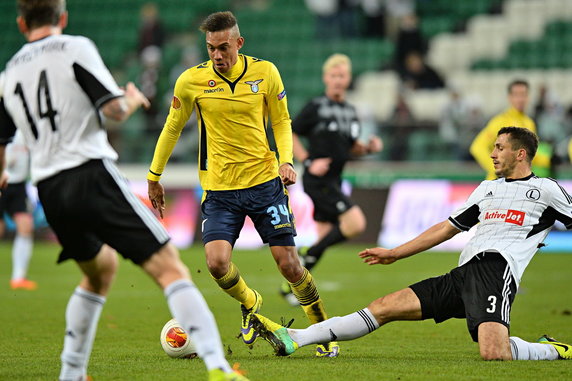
[1, 242, 571, 380]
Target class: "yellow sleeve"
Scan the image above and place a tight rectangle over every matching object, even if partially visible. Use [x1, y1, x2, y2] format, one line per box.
[266, 63, 293, 166]
[147, 72, 195, 181]
[470, 117, 500, 180]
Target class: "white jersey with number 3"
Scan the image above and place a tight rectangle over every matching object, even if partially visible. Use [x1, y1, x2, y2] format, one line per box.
[449, 175, 572, 285]
[0, 34, 122, 184]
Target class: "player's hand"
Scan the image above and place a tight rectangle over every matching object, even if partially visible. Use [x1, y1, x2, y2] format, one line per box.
[279, 163, 297, 186]
[358, 247, 398, 265]
[125, 82, 151, 110]
[148, 179, 166, 219]
[368, 136, 383, 153]
[307, 157, 331, 177]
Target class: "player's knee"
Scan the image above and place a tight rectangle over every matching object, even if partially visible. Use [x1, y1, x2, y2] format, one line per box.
[206, 256, 229, 278]
[480, 349, 505, 361]
[14, 213, 33, 235]
[352, 216, 366, 236]
[146, 244, 191, 287]
[367, 297, 387, 322]
[367, 293, 412, 325]
[276, 256, 303, 281]
[160, 244, 190, 277]
[479, 346, 510, 361]
[279, 263, 303, 282]
[85, 246, 118, 294]
[100, 245, 119, 275]
[341, 209, 366, 237]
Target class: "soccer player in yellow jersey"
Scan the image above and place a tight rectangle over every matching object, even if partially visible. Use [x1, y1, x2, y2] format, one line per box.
[470, 79, 541, 180]
[147, 11, 338, 357]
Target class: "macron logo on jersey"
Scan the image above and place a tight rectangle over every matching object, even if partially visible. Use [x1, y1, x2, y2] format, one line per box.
[483, 209, 525, 226]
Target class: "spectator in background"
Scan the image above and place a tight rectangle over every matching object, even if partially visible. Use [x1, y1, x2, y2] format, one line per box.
[440, 87, 485, 161]
[470, 80, 544, 180]
[167, 44, 202, 163]
[387, 88, 415, 160]
[137, 2, 166, 155]
[305, 0, 359, 39]
[400, 51, 444, 90]
[384, 0, 415, 40]
[391, 13, 426, 72]
[533, 85, 570, 145]
[169, 45, 202, 86]
[138, 2, 165, 53]
[336, 0, 360, 38]
[565, 107, 572, 164]
[361, 0, 385, 38]
[139, 45, 163, 136]
[532, 86, 572, 178]
[305, 0, 338, 39]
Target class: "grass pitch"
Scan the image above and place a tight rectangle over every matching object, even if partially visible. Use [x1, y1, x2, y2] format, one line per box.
[1, 241, 571, 380]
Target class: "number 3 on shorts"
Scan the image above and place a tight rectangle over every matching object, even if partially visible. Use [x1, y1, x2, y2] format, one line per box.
[267, 204, 290, 225]
[486, 295, 497, 313]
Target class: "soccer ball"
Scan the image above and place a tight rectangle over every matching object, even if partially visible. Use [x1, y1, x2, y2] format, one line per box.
[160, 318, 198, 359]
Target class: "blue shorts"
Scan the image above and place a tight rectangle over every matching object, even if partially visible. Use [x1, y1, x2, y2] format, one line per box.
[201, 177, 297, 246]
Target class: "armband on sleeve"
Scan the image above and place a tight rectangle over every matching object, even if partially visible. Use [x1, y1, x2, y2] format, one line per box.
[147, 169, 162, 182]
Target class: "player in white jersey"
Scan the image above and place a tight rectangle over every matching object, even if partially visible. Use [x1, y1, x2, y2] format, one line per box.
[0, 2, 248, 381]
[250, 127, 572, 361]
[0, 130, 36, 290]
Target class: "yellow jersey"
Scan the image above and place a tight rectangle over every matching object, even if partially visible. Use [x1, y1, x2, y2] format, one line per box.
[470, 107, 538, 180]
[148, 54, 293, 190]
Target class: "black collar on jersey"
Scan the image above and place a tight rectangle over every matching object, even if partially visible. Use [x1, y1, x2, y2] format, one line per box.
[505, 172, 535, 182]
[213, 55, 247, 94]
[323, 93, 347, 105]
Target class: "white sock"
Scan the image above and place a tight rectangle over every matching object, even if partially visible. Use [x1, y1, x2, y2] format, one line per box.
[165, 279, 231, 373]
[11, 234, 33, 280]
[509, 336, 559, 360]
[290, 308, 380, 347]
[59, 287, 106, 381]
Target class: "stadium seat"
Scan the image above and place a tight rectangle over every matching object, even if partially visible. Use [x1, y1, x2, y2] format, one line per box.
[408, 90, 449, 122]
[347, 72, 399, 122]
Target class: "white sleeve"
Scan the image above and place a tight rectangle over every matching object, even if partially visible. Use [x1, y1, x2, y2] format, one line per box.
[71, 37, 123, 108]
[448, 181, 487, 231]
[548, 180, 572, 229]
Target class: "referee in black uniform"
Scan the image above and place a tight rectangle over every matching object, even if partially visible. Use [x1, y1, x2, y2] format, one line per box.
[280, 53, 382, 303]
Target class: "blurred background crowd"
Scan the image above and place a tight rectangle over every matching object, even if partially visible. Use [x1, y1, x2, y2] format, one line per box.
[2, 0, 572, 181]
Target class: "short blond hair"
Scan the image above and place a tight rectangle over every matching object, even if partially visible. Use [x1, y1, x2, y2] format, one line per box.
[322, 53, 352, 75]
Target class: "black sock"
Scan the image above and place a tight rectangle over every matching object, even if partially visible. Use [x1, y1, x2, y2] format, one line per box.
[305, 224, 346, 271]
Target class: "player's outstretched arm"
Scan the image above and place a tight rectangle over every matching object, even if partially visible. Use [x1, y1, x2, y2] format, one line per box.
[148, 179, 166, 219]
[359, 220, 460, 265]
[101, 82, 150, 122]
